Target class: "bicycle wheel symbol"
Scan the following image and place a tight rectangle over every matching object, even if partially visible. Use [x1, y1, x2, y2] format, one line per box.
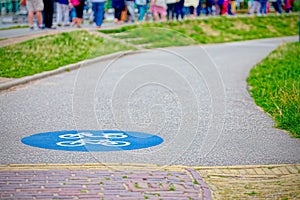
[56, 139, 130, 147]
[56, 131, 131, 147]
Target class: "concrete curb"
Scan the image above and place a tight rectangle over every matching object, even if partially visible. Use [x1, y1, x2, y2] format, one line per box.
[0, 50, 143, 91]
[0, 163, 298, 171]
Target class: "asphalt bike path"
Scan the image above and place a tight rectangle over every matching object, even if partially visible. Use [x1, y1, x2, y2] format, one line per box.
[0, 26, 299, 199]
[0, 36, 298, 166]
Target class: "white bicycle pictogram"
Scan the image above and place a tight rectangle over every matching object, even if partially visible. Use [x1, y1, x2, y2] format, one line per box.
[56, 132, 130, 147]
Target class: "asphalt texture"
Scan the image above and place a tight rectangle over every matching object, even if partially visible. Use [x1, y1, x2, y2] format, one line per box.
[0, 36, 299, 167]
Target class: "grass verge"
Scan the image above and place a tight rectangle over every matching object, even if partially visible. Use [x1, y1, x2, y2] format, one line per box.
[100, 14, 298, 47]
[0, 25, 29, 31]
[247, 42, 300, 137]
[0, 30, 135, 78]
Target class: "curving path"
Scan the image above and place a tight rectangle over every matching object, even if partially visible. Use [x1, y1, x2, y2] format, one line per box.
[0, 36, 299, 166]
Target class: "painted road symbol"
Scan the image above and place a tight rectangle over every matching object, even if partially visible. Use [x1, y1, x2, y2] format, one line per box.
[21, 130, 163, 152]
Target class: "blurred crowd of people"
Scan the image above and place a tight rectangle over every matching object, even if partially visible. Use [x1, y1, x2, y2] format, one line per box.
[23, 0, 296, 30]
[247, 0, 294, 15]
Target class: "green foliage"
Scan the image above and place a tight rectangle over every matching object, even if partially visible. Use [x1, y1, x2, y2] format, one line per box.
[247, 42, 300, 137]
[0, 30, 134, 78]
[245, 191, 259, 196]
[134, 182, 140, 188]
[169, 184, 175, 191]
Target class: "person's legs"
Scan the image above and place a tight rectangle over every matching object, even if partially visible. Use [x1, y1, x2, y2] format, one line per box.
[36, 11, 43, 27]
[175, 2, 179, 20]
[208, 3, 213, 15]
[160, 10, 166, 21]
[137, 5, 146, 21]
[62, 4, 69, 25]
[254, 1, 260, 14]
[92, 2, 98, 24]
[114, 8, 123, 21]
[44, 0, 54, 28]
[260, 2, 266, 14]
[170, 3, 176, 20]
[219, 4, 223, 15]
[276, 0, 282, 13]
[196, 0, 202, 16]
[167, 4, 171, 20]
[57, 3, 62, 25]
[126, 1, 135, 21]
[44, 9, 50, 27]
[75, 3, 84, 27]
[28, 11, 34, 27]
[93, 2, 105, 27]
[26, 0, 36, 28]
[153, 11, 159, 21]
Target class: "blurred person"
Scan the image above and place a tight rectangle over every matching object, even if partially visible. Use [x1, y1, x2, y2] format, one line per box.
[215, 0, 224, 15]
[57, 0, 70, 26]
[183, 0, 198, 17]
[92, 0, 106, 28]
[271, 0, 282, 14]
[69, 6, 77, 23]
[259, 0, 268, 15]
[247, 0, 254, 13]
[135, 0, 149, 21]
[175, 0, 184, 20]
[26, 0, 44, 29]
[196, 0, 202, 16]
[112, 0, 126, 23]
[126, 0, 136, 22]
[205, 0, 214, 15]
[284, 0, 291, 13]
[43, 0, 56, 29]
[248, 0, 261, 15]
[71, 0, 85, 27]
[166, 0, 177, 20]
[221, 0, 228, 15]
[150, 0, 167, 21]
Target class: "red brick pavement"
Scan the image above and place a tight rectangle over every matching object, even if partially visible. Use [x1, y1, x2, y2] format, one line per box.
[0, 167, 211, 200]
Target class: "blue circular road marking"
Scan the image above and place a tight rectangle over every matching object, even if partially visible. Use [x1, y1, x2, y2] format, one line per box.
[21, 130, 163, 152]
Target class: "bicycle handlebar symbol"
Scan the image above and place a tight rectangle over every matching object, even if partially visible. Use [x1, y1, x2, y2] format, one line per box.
[56, 132, 130, 147]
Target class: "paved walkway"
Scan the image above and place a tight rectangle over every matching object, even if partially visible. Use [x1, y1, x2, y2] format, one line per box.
[1, 164, 299, 199]
[0, 165, 209, 200]
[0, 25, 299, 199]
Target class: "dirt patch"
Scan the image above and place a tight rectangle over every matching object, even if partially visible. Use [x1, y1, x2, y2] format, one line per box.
[267, 25, 278, 33]
[200, 23, 220, 36]
[231, 21, 252, 31]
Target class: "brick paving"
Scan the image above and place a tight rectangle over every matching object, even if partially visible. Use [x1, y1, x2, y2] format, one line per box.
[0, 165, 210, 200]
[1, 164, 299, 200]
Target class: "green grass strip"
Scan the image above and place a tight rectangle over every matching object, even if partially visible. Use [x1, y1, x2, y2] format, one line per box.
[247, 42, 300, 137]
[0, 30, 134, 78]
[101, 15, 298, 46]
[0, 25, 29, 31]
